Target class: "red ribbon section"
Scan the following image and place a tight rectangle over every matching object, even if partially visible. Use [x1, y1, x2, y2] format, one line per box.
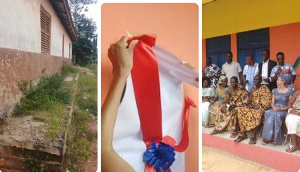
[130, 35, 162, 145]
[129, 35, 196, 172]
[174, 97, 196, 152]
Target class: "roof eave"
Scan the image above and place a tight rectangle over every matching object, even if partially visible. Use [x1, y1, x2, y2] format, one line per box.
[50, 0, 78, 42]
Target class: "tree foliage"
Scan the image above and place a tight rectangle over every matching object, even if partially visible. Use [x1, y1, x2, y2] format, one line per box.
[69, 0, 98, 66]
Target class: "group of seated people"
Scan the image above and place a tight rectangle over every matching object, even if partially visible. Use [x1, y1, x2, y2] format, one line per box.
[202, 74, 300, 153]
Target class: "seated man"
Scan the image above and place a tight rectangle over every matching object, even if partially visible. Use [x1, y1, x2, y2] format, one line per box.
[210, 76, 249, 138]
[234, 75, 272, 143]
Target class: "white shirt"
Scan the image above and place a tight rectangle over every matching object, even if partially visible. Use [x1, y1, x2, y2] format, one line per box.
[222, 61, 242, 85]
[243, 63, 258, 91]
[255, 59, 269, 85]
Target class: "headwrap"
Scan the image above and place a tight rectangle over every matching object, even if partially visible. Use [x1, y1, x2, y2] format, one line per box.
[218, 76, 228, 85]
[280, 74, 292, 86]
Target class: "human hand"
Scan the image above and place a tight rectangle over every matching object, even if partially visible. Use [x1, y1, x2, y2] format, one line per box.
[290, 110, 300, 115]
[228, 105, 236, 111]
[263, 78, 269, 82]
[253, 105, 260, 110]
[108, 36, 139, 77]
[276, 67, 282, 75]
[203, 96, 209, 102]
[248, 104, 252, 109]
[273, 107, 281, 111]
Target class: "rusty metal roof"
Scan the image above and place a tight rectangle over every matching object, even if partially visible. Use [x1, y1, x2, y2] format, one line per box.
[50, 0, 77, 41]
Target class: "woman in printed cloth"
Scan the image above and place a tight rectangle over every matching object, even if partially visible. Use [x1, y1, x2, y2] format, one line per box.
[285, 90, 300, 152]
[234, 75, 272, 144]
[210, 76, 249, 138]
[261, 74, 294, 145]
[204, 76, 229, 127]
[202, 77, 215, 125]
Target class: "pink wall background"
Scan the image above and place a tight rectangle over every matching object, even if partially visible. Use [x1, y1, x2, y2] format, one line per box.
[270, 22, 300, 90]
[101, 3, 199, 171]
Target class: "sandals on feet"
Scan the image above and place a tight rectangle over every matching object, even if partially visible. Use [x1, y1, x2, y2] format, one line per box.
[286, 145, 299, 153]
[234, 135, 247, 142]
[210, 130, 219, 135]
[230, 132, 238, 138]
[248, 137, 257, 144]
[261, 139, 271, 145]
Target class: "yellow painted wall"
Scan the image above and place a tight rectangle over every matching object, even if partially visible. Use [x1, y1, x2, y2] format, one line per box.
[203, 0, 300, 39]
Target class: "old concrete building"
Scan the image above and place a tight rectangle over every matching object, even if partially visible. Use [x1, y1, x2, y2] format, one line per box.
[0, 0, 77, 118]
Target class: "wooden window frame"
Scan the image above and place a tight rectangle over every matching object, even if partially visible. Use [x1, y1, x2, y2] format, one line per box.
[237, 28, 270, 69]
[206, 35, 231, 68]
[69, 43, 71, 58]
[62, 34, 64, 57]
[40, 6, 51, 55]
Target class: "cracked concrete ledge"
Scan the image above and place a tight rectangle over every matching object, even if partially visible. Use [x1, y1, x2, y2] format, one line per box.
[0, 73, 79, 172]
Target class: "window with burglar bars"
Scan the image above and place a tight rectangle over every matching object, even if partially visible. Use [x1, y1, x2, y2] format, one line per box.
[237, 28, 269, 69]
[40, 6, 51, 55]
[206, 35, 231, 68]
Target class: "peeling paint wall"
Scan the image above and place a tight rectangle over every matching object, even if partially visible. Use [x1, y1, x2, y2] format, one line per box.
[0, 48, 71, 118]
[0, 0, 72, 58]
[0, 0, 74, 118]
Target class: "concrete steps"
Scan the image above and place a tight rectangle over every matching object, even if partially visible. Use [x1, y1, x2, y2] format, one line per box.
[0, 73, 79, 172]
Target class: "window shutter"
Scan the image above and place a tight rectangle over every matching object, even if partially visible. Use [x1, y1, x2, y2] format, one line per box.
[206, 35, 231, 68]
[40, 6, 51, 54]
[237, 28, 269, 69]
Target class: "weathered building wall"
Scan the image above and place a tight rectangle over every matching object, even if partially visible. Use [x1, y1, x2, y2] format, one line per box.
[0, 0, 74, 118]
[0, 0, 72, 58]
[0, 48, 71, 118]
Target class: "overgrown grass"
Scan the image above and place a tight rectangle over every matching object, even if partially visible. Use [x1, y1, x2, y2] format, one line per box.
[13, 65, 79, 139]
[62, 65, 80, 75]
[15, 64, 98, 170]
[76, 73, 97, 115]
[65, 66, 97, 171]
[86, 64, 97, 76]
[14, 73, 70, 115]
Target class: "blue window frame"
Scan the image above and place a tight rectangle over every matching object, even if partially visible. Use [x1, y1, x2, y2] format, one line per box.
[237, 28, 269, 69]
[206, 35, 231, 68]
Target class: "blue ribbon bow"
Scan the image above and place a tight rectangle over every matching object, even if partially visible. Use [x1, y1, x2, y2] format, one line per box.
[143, 141, 176, 172]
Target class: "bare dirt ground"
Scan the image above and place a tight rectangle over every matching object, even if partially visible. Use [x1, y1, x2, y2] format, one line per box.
[202, 146, 278, 172]
[76, 66, 96, 77]
[83, 115, 98, 171]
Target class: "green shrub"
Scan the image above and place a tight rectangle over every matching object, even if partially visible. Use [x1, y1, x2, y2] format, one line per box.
[14, 73, 71, 116]
[62, 65, 80, 76]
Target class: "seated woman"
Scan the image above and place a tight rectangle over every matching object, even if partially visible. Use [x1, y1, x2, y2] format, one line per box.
[285, 90, 300, 152]
[205, 76, 229, 127]
[210, 76, 249, 138]
[234, 75, 272, 143]
[261, 75, 294, 145]
[202, 77, 215, 125]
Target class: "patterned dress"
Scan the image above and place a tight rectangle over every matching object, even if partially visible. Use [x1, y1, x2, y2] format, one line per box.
[205, 64, 221, 89]
[202, 87, 215, 124]
[262, 88, 294, 145]
[205, 86, 229, 125]
[214, 86, 249, 132]
[237, 85, 272, 132]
